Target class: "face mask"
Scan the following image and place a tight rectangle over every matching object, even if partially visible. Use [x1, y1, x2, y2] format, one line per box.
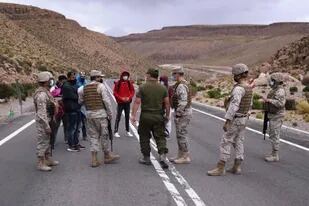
[268, 78, 275, 87]
[99, 79, 103, 83]
[171, 75, 176, 81]
[160, 81, 165, 85]
[123, 76, 129, 81]
[80, 77, 85, 83]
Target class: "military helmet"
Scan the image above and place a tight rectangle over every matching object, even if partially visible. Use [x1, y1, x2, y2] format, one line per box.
[270, 72, 284, 83]
[172, 67, 185, 74]
[232, 63, 249, 76]
[37, 71, 53, 83]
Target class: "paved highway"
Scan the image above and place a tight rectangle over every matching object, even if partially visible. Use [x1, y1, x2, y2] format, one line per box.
[0, 80, 308, 206]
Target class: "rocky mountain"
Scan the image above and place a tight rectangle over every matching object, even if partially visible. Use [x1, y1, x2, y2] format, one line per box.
[115, 23, 309, 67]
[255, 36, 309, 77]
[0, 3, 150, 84]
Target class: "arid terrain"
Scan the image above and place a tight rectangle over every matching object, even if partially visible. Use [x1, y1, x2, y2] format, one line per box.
[0, 3, 151, 84]
[115, 23, 309, 69]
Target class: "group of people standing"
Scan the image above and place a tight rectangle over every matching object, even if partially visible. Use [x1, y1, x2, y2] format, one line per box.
[33, 64, 286, 176]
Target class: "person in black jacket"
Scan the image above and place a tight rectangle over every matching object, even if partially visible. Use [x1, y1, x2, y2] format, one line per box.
[62, 71, 84, 152]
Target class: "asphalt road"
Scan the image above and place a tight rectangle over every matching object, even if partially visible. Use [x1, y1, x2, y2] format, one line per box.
[0, 80, 308, 206]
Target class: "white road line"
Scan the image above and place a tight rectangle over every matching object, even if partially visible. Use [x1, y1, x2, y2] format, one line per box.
[106, 82, 207, 205]
[0, 119, 35, 147]
[192, 108, 309, 152]
[105, 82, 187, 206]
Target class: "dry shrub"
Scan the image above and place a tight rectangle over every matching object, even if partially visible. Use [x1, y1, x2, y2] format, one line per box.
[296, 100, 309, 114]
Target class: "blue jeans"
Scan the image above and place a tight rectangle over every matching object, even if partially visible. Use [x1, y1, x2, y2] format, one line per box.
[66, 112, 80, 147]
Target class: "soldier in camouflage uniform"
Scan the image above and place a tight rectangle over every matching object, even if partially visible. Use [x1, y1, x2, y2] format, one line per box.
[208, 64, 253, 176]
[170, 67, 192, 164]
[34, 71, 59, 172]
[261, 72, 286, 162]
[78, 70, 120, 167]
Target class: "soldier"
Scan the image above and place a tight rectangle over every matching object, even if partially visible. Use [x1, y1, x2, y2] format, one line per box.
[78, 70, 120, 167]
[34, 71, 59, 172]
[131, 68, 170, 169]
[170, 67, 192, 164]
[260, 72, 286, 162]
[208, 63, 253, 176]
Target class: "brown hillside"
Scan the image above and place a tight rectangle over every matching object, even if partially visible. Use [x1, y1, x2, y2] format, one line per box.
[255, 35, 309, 77]
[0, 3, 150, 84]
[115, 23, 309, 67]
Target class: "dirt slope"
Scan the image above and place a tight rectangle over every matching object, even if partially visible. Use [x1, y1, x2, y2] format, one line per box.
[115, 23, 309, 67]
[0, 3, 150, 84]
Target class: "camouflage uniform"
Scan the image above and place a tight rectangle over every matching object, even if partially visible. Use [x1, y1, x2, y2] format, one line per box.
[34, 71, 59, 172]
[79, 81, 112, 153]
[208, 63, 252, 176]
[34, 87, 55, 158]
[173, 81, 192, 153]
[78, 70, 120, 167]
[220, 84, 252, 162]
[265, 73, 286, 162]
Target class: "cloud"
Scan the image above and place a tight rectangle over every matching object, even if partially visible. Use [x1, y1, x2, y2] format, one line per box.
[1, 0, 309, 36]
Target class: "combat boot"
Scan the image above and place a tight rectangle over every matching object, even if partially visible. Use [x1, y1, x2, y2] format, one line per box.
[227, 159, 242, 175]
[37, 157, 52, 172]
[169, 151, 183, 162]
[159, 154, 169, 169]
[265, 151, 279, 162]
[139, 156, 151, 165]
[91, 151, 100, 167]
[173, 152, 191, 164]
[207, 160, 226, 176]
[104, 152, 120, 164]
[45, 154, 59, 167]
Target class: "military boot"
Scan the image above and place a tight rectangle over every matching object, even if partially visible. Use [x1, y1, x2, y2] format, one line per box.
[173, 152, 191, 164]
[91, 152, 100, 167]
[169, 151, 183, 162]
[159, 154, 169, 169]
[227, 159, 242, 175]
[37, 157, 52, 172]
[139, 156, 151, 165]
[104, 152, 120, 164]
[45, 154, 59, 167]
[207, 160, 226, 176]
[265, 151, 279, 162]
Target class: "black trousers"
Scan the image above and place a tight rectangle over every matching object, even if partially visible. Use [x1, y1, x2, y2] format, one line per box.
[114, 102, 131, 133]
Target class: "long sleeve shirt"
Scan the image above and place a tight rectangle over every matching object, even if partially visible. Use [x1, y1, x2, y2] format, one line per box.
[225, 86, 246, 121]
[175, 83, 192, 117]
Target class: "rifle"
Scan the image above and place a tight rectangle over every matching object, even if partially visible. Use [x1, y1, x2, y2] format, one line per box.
[263, 111, 269, 140]
[107, 119, 113, 152]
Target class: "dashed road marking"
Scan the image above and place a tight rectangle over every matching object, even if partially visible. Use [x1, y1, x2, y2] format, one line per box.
[105, 82, 188, 206]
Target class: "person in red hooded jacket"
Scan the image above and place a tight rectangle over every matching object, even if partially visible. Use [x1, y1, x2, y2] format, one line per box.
[113, 71, 135, 137]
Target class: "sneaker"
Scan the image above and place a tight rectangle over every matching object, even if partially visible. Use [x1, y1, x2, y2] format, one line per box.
[126, 131, 134, 137]
[67, 147, 79, 152]
[114, 132, 120, 138]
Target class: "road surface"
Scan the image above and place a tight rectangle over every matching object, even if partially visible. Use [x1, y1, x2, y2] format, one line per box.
[0, 80, 308, 206]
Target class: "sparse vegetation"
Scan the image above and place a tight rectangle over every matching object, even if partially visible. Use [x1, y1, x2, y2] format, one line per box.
[252, 99, 263, 110]
[256, 112, 263, 119]
[207, 88, 222, 99]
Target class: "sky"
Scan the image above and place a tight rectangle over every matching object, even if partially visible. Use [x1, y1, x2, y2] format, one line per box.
[1, 0, 309, 36]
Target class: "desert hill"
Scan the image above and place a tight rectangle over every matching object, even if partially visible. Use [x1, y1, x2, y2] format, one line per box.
[0, 3, 150, 84]
[115, 23, 309, 67]
[256, 35, 309, 77]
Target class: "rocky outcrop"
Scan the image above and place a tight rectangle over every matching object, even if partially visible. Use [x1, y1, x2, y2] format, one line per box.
[255, 36, 309, 76]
